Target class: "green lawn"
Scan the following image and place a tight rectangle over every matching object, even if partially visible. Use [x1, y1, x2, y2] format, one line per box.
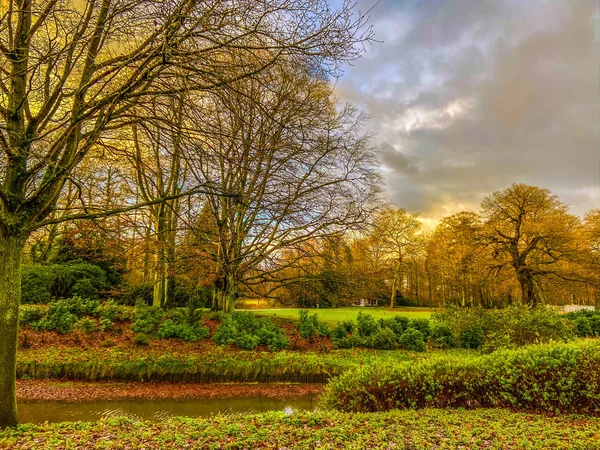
[248, 306, 433, 324]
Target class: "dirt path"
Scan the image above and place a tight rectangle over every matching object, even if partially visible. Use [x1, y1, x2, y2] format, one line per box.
[17, 380, 324, 402]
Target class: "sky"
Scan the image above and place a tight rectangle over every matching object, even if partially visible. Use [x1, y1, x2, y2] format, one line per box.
[332, 0, 600, 227]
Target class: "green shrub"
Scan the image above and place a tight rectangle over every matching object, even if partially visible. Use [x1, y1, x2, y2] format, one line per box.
[213, 312, 288, 350]
[255, 327, 289, 351]
[121, 282, 154, 306]
[408, 319, 431, 339]
[99, 317, 114, 332]
[97, 300, 123, 322]
[331, 323, 350, 340]
[357, 312, 379, 337]
[37, 301, 78, 334]
[156, 320, 210, 342]
[322, 340, 600, 414]
[133, 333, 150, 346]
[75, 317, 97, 334]
[19, 305, 46, 327]
[393, 315, 410, 332]
[379, 318, 403, 338]
[434, 305, 574, 351]
[21, 263, 107, 303]
[131, 303, 163, 334]
[398, 328, 425, 352]
[235, 332, 260, 350]
[430, 324, 453, 348]
[297, 309, 330, 341]
[590, 315, 600, 335]
[371, 328, 398, 350]
[213, 316, 238, 345]
[20, 266, 54, 304]
[340, 320, 355, 334]
[573, 317, 594, 337]
[459, 326, 483, 349]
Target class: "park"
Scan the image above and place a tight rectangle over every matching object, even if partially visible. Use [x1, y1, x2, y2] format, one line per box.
[0, 0, 599, 448]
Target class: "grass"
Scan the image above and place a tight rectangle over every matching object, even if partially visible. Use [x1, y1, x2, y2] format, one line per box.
[248, 306, 433, 324]
[1, 409, 598, 449]
[16, 346, 422, 382]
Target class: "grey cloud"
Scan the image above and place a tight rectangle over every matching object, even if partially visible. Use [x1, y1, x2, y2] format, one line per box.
[336, 0, 600, 221]
[378, 141, 420, 174]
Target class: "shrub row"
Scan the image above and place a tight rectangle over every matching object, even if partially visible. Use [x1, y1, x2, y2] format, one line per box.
[19, 298, 130, 334]
[433, 305, 577, 352]
[322, 340, 600, 414]
[213, 311, 289, 351]
[329, 313, 434, 351]
[566, 309, 600, 337]
[21, 263, 107, 303]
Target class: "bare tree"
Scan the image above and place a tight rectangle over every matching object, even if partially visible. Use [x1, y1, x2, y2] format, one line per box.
[0, 0, 372, 426]
[185, 63, 380, 312]
[369, 207, 422, 308]
[481, 184, 582, 306]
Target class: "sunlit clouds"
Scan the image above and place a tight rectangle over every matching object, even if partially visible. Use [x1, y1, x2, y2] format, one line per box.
[335, 0, 600, 224]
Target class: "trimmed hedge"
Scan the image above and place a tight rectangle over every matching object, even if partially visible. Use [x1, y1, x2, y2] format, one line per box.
[322, 340, 600, 414]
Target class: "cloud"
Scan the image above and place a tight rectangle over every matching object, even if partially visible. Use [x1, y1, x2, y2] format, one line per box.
[336, 0, 600, 223]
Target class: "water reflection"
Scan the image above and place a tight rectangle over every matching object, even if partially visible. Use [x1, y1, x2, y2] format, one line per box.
[18, 396, 316, 424]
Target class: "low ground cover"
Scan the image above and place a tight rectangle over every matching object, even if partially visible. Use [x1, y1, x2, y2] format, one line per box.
[1, 409, 598, 449]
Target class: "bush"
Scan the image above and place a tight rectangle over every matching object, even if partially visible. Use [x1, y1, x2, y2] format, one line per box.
[21, 263, 108, 304]
[19, 305, 46, 327]
[213, 316, 238, 345]
[122, 282, 154, 306]
[430, 324, 453, 348]
[236, 332, 260, 350]
[133, 333, 150, 346]
[434, 305, 575, 351]
[213, 312, 289, 351]
[407, 319, 431, 339]
[331, 323, 350, 340]
[322, 340, 600, 414]
[156, 320, 210, 342]
[357, 312, 379, 337]
[97, 300, 124, 322]
[398, 328, 425, 352]
[371, 328, 398, 350]
[255, 327, 289, 351]
[459, 326, 484, 349]
[20, 266, 54, 304]
[297, 310, 330, 341]
[75, 317, 97, 334]
[573, 317, 594, 337]
[340, 320, 355, 334]
[99, 317, 114, 332]
[37, 300, 78, 334]
[131, 303, 163, 334]
[379, 318, 403, 338]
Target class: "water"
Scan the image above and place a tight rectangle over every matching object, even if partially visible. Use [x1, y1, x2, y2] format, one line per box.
[18, 396, 317, 424]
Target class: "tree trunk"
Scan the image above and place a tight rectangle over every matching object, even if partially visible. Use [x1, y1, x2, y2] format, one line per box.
[517, 268, 537, 306]
[223, 272, 237, 313]
[0, 234, 25, 428]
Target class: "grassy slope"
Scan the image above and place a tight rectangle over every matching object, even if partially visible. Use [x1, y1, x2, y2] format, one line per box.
[1, 409, 597, 449]
[249, 307, 432, 323]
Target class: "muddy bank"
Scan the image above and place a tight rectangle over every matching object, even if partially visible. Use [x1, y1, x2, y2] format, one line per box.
[17, 380, 324, 402]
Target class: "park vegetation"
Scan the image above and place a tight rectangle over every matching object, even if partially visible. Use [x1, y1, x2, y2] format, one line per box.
[0, 0, 598, 441]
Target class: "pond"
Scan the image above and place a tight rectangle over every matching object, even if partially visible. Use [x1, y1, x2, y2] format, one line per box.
[18, 396, 317, 424]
